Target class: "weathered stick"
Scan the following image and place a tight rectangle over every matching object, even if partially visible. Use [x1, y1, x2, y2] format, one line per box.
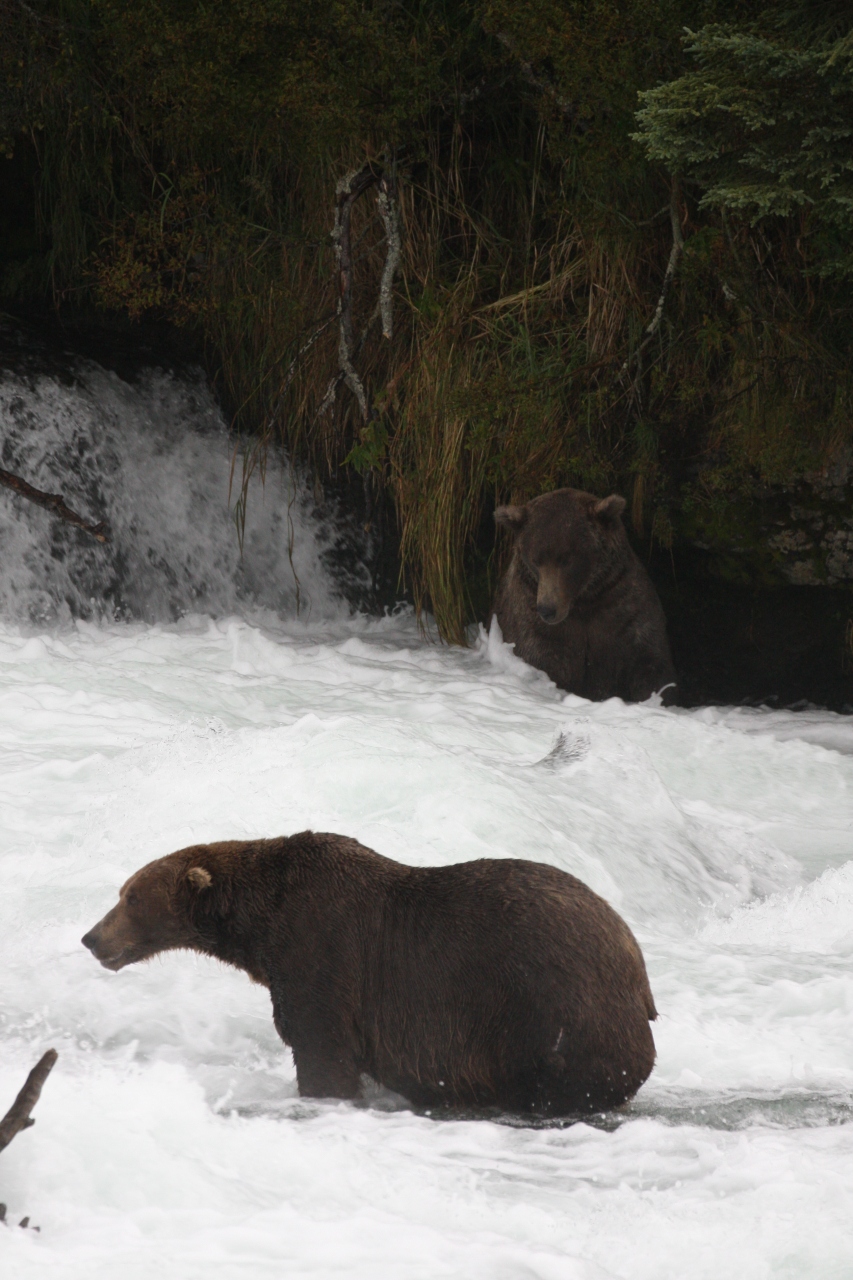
[331, 161, 381, 421]
[635, 180, 685, 353]
[619, 178, 684, 391]
[0, 1050, 58, 1156]
[319, 153, 402, 421]
[496, 32, 578, 123]
[0, 467, 109, 542]
[376, 167, 401, 340]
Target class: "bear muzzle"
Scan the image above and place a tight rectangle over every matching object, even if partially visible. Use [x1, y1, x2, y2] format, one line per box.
[535, 566, 571, 625]
[81, 922, 138, 971]
[535, 595, 570, 626]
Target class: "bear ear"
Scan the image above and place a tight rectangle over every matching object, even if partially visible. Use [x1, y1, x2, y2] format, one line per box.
[186, 866, 212, 890]
[494, 504, 528, 532]
[593, 494, 626, 523]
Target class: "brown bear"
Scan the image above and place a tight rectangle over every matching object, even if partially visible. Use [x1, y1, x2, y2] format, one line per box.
[82, 832, 657, 1116]
[493, 487, 677, 702]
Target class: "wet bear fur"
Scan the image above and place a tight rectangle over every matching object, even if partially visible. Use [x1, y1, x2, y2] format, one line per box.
[82, 832, 657, 1116]
[493, 487, 677, 702]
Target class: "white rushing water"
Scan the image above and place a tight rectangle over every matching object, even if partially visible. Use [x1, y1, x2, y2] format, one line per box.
[1, 352, 852, 1277]
[0, 613, 851, 1279]
[0, 358, 360, 623]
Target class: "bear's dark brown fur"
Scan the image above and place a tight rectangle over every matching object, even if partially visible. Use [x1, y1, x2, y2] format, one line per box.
[82, 832, 657, 1116]
[493, 487, 677, 702]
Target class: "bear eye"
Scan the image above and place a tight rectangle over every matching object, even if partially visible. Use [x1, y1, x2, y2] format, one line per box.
[125, 889, 139, 907]
[519, 558, 539, 586]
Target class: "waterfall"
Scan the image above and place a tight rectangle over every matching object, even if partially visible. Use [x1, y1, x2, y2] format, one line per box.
[0, 345, 367, 625]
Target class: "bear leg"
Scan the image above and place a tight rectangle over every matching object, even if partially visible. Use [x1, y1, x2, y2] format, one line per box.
[291, 1042, 362, 1101]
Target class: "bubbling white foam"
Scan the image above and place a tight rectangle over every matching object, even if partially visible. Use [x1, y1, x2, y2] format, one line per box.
[0, 361, 359, 624]
[1, 617, 853, 1277]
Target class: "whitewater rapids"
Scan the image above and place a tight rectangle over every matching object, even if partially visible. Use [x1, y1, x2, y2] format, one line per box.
[0, 610, 852, 1278]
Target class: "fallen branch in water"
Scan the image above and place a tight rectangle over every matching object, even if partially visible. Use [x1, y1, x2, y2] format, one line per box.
[0, 1049, 58, 1156]
[0, 468, 109, 542]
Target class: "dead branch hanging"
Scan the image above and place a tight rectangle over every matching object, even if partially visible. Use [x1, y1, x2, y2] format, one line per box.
[495, 33, 579, 124]
[376, 170, 401, 340]
[619, 178, 685, 395]
[318, 154, 402, 423]
[0, 467, 109, 541]
[0, 1050, 58, 1156]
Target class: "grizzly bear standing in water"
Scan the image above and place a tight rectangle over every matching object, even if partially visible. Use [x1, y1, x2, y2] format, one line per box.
[494, 488, 676, 702]
[82, 832, 657, 1116]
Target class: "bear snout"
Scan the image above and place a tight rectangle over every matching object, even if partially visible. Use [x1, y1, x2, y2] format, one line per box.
[534, 564, 571, 626]
[535, 593, 570, 625]
[81, 919, 132, 970]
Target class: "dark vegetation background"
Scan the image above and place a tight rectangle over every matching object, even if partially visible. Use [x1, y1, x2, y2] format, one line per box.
[2, 0, 853, 704]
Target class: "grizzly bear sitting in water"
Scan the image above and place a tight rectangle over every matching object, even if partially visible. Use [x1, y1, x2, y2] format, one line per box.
[82, 832, 657, 1115]
[493, 488, 676, 702]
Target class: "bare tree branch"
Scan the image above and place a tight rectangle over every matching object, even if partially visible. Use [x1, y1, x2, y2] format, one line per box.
[376, 168, 401, 340]
[330, 162, 380, 422]
[317, 301, 381, 420]
[640, 183, 685, 346]
[319, 152, 403, 422]
[620, 178, 684, 387]
[0, 467, 109, 541]
[496, 33, 577, 122]
[0, 1050, 58, 1155]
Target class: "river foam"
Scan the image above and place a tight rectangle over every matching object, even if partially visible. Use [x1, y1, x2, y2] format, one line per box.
[0, 613, 852, 1277]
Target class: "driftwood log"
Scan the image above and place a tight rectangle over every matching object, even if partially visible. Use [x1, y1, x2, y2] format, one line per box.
[0, 1049, 58, 1156]
[0, 467, 109, 542]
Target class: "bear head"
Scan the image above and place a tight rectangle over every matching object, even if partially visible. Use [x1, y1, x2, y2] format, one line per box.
[494, 487, 627, 625]
[81, 849, 216, 970]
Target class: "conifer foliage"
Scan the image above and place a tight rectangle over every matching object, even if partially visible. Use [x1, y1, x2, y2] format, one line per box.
[635, 2, 853, 276]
